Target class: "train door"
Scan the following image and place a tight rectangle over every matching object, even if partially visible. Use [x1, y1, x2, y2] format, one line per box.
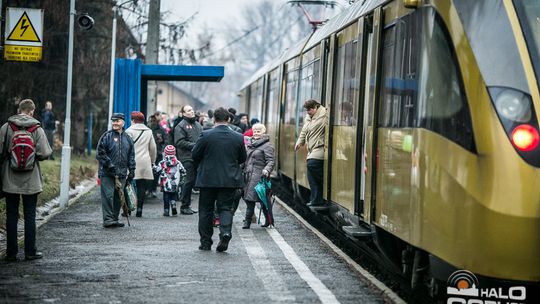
[279, 58, 300, 180]
[266, 68, 281, 174]
[327, 22, 360, 213]
[362, 8, 383, 224]
[296, 46, 323, 190]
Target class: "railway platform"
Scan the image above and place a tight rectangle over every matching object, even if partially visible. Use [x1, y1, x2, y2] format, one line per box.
[0, 186, 399, 304]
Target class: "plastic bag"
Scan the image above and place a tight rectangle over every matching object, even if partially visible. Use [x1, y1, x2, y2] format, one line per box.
[124, 183, 137, 211]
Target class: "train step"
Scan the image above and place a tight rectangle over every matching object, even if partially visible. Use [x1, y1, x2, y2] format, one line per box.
[342, 225, 375, 240]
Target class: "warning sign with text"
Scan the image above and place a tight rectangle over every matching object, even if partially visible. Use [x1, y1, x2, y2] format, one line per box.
[4, 7, 44, 62]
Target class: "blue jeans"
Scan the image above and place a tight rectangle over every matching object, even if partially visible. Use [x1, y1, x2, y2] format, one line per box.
[163, 191, 176, 212]
[307, 159, 324, 205]
[5, 193, 38, 257]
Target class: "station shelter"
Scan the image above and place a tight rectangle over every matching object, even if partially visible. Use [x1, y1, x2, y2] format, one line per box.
[113, 58, 224, 127]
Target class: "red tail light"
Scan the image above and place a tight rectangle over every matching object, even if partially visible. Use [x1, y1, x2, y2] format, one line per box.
[511, 124, 539, 152]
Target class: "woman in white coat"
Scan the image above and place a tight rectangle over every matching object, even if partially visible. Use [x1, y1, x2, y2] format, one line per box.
[126, 111, 157, 217]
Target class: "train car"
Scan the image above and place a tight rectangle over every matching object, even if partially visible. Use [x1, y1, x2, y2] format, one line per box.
[239, 0, 540, 300]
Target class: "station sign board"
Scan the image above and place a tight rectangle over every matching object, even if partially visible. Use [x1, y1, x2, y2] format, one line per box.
[4, 7, 44, 62]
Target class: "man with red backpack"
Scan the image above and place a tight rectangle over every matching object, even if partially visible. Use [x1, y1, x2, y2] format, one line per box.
[1, 99, 52, 262]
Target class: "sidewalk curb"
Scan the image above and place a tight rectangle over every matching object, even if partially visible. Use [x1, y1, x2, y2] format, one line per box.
[0, 179, 98, 258]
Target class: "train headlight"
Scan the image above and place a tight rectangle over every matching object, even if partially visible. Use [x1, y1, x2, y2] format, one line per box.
[491, 88, 531, 122]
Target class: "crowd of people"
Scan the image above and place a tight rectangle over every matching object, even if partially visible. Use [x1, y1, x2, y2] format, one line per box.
[94, 104, 284, 253]
[3, 98, 327, 259]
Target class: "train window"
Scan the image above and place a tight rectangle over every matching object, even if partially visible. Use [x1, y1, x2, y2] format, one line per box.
[267, 69, 279, 125]
[379, 12, 418, 129]
[513, 0, 540, 90]
[416, 8, 475, 151]
[454, 0, 529, 95]
[284, 66, 299, 125]
[333, 40, 358, 126]
[299, 58, 321, 125]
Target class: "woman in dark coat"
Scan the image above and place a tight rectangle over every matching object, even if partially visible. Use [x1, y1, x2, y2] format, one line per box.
[242, 123, 275, 229]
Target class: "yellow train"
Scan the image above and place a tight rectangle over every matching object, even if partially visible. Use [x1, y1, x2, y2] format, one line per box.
[239, 0, 540, 299]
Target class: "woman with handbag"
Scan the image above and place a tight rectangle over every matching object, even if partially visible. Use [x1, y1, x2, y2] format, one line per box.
[242, 123, 275, 229]
[125, 111, 157, 217]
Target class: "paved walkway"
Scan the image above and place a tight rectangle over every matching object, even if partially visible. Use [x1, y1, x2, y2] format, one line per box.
[0, 186, 385, 304]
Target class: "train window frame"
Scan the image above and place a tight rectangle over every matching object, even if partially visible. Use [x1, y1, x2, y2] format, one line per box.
[379, 12, 419, 129]
[284, 63, 299, 125]
[416, 8, 476, 152]
[453, 0, 529, 95]
[333, 37, 359, 127]
[378, 8, 476, 152]
[513, 0, 540, 91]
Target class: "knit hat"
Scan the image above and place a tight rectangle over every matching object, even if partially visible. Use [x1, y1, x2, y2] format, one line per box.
[164, 145, 176, 156]
[131, 111, 145, 123]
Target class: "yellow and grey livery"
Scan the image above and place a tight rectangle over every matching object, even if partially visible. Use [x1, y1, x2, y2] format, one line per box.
[239, 0, 540, 294]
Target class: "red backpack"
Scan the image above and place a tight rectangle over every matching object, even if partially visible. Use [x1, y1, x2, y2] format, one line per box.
[9, 123, 39, 171]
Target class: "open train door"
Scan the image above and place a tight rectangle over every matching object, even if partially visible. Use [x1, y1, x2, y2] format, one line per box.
[360, 8, 383, 225]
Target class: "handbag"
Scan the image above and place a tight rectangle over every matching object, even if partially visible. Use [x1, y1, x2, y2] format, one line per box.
[124, 183, 137, 211]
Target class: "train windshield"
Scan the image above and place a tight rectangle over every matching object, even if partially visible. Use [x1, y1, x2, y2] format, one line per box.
[514, 0, 540, 88]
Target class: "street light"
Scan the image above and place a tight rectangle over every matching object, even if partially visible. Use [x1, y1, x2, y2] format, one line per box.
[59, 1, 95, 208]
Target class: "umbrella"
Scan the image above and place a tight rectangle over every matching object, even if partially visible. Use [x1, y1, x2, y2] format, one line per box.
[255, 176, 274, 226]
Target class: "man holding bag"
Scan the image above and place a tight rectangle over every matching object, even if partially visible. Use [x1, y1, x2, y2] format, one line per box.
[96, 113, 136, 228]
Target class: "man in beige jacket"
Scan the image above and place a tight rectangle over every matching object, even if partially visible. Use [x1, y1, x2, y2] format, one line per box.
[1, 99, 52, 261]
[126, 111, 157, 217]
[295, 99, 327, 207]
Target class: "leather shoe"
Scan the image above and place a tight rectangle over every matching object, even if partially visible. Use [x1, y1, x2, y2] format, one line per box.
[25, 252, 43, 261]
[115, 222, 125, 227]
[198, 244, 211, 251]
[216, 234, 231, 252]
[182, 207, 198, 214]
[4, 255, 17, 262]
[180, 207, 197, 215]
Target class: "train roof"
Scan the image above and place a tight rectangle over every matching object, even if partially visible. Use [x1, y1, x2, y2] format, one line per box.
[239, 0, 387, 91]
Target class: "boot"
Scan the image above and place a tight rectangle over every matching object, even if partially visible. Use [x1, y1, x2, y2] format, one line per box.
[171, 201, 177, 216]
[242, 220, 251, 229]
[136, 207, 142, 217]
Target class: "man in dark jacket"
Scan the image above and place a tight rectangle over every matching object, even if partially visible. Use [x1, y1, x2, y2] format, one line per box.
[96, 113, 136, 228]
[192, 107, 247, 252]
[41, 101, 56, 160]
[173, 105, 202, 214]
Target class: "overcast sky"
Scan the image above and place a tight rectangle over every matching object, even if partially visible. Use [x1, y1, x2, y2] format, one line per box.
[161, 0, 254, 39]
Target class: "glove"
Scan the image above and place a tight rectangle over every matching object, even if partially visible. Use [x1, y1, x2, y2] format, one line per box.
[126, 172, 135, 185]
[262, 169, 269, 177]
[107, 164, 116, 175]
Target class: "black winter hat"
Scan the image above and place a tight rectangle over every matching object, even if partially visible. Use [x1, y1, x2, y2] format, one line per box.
[111, 113, 125, 121]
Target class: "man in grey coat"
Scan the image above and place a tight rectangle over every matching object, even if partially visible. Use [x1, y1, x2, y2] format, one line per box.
[1, 99, 52, 261]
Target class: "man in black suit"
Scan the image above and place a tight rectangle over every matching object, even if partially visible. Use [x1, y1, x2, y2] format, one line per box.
[192, 107, 247, 252]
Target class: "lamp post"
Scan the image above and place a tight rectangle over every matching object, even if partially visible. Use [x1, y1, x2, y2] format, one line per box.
[59, 0, 76, 208]
[108, 5, 118, 130]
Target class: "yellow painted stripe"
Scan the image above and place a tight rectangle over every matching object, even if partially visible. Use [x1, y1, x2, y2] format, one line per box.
[503, 0, 540, 108]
